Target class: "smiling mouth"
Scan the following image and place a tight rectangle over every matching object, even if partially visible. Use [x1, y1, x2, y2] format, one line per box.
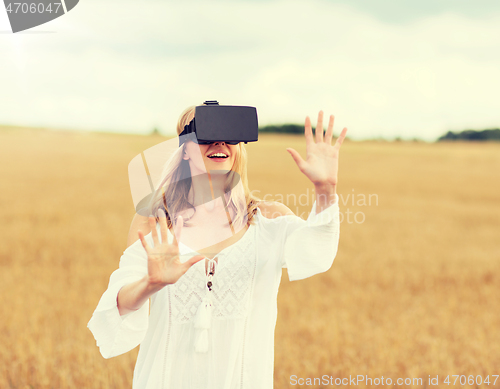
[207, 152, 229, 159]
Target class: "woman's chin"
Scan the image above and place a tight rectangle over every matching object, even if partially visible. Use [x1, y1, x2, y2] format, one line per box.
[202, 157, 236, 174]
[206, 159, 232, 169]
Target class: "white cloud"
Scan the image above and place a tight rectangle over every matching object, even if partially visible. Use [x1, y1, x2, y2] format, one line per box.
[0, 0, 499, 140]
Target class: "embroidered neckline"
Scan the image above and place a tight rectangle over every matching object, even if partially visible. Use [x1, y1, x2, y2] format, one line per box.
[169, 213, 258, 342]
[176, 217, 258, 261]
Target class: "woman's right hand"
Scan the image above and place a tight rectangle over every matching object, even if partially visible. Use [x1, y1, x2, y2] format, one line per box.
[138, 209, 205, 287]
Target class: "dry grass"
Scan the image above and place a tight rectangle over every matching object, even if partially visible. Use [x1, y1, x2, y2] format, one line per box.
[1, 127, 499, 388]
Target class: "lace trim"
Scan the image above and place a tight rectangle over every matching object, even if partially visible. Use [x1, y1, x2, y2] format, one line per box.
[171, 226, 256, 324]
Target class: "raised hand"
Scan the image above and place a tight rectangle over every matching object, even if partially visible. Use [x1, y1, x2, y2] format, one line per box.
[138, 209, 205, 287]
[286, 111, 348, 188]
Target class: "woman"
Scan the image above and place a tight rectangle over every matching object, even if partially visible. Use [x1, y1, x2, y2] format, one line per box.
[87, 104, 347, 388]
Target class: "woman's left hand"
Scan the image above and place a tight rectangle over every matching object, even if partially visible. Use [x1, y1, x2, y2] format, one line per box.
[287, 111, 348, 189]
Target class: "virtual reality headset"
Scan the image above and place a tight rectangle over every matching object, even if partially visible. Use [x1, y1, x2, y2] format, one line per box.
[178, 100, 259, 146]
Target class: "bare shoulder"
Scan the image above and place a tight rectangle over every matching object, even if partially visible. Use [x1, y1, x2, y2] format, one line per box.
[257, 201, 295, 219]
[127, 213, 151, 248]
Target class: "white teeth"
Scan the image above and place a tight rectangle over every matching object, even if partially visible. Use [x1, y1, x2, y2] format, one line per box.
[209, 152, 228, 158]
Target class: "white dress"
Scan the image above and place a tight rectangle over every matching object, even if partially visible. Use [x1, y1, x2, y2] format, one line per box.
[87, 196, 340, 389]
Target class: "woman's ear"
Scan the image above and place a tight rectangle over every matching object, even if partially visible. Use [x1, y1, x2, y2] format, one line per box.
[182, 146, 189, 161]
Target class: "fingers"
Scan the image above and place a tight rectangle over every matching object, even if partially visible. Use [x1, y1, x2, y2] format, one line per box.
[158, 208, 168, 245]
[286, 148, 307, 172]
[138, 230, 150, 254]
[334, 127, 348, 149]
[149, 215, 159, 246]
[315, 111, 324, 143]
[325, 115, 335, 144]
[304, 116, 314, 146]
[172, 215, 183, 247]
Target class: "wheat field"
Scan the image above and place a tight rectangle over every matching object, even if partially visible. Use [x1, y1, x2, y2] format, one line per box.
[1, 126, 499, 388]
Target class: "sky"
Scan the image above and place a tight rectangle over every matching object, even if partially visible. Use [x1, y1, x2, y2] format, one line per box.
[1, 0, 499, 141]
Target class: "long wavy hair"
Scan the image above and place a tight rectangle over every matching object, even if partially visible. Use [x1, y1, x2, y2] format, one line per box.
[148, 104, 261, 230]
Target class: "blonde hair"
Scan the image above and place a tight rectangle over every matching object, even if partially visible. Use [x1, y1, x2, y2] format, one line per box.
[149, 104, 261, 229]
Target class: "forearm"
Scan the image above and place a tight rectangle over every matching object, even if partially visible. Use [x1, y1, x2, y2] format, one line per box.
[314, 183, 337, 214]
[117, 275, 164, 316]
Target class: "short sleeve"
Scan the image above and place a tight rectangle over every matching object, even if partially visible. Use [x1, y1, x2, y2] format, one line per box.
[87, 239, 149, 359]
[282, 195, 340, 281]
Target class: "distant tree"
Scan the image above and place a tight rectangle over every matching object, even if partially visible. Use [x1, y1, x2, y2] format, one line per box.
[259, 124, 326, 135]
[151, 127, 161, 136]
[438, 130, 459, 141]
[259, 124, 305, 134]
[438, 128, 500, 141]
